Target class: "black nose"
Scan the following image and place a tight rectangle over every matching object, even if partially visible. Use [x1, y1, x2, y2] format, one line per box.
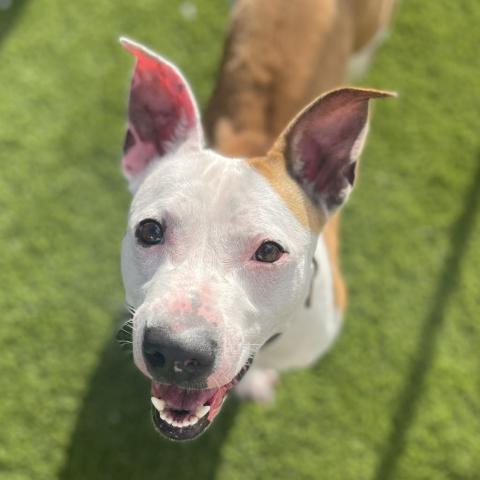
[142, 327, 217, 385]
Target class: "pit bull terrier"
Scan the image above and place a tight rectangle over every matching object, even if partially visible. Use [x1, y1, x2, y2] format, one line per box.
[117, 36, 393, 441]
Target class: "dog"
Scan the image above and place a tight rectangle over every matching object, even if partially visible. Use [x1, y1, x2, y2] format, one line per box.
[118, 0, 395, 442]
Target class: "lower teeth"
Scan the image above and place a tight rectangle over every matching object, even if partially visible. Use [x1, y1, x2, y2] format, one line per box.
[159, 410, 198, 428]
[151, 397, 212, 428]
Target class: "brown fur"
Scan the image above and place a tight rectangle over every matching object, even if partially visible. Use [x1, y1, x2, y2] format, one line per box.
[323, 214, 347, 311]
[204, 0, 396, 312]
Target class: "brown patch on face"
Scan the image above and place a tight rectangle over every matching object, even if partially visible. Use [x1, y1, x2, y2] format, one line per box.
[248, 142, 325, 234]
[322, 214, 347, 312]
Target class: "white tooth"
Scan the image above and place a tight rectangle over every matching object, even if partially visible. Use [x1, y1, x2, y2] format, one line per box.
[161, 411, 174, 425]
[195, 405, 210, 418]
[184, 416, 195, 427]
[159, 410, 169, 422]
[151, 397, 166, 412]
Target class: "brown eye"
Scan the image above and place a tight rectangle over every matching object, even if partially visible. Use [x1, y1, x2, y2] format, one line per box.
[135, 219, 164, 246]
[254, 241, 285, 263]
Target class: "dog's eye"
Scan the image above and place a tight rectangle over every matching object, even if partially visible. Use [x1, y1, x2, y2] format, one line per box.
[135, 219, 164, 246]
[254, 241, 285, 263]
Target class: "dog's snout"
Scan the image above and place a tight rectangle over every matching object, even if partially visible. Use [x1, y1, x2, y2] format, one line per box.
[142, 327, 217, 385]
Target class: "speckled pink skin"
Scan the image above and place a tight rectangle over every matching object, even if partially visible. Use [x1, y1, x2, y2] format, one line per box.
[166, 287, 223, 328]
[149, 285, 244, 389]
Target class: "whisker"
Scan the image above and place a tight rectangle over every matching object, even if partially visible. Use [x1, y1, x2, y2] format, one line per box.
[116, 315, 135, 348]
[119, 323, 134, 332]
[125, 303, 137, 315]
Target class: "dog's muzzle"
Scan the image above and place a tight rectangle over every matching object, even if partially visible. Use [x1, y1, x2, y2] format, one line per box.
[139, 323, 252, 441]
[149, 356, 253, 441]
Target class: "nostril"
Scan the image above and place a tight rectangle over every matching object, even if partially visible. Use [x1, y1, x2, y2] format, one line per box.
[184, 358, 201, 373]
[173, 358, 201, 374]
[145, 350, 166, 368]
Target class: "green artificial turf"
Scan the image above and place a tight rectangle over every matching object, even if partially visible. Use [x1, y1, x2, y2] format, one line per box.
[1, 0, 479, 479]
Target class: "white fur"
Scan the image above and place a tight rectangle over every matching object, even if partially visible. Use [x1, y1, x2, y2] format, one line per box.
[239, 234, 342, 400]
[121, 145, 341, 390]
[254, 234, 341, 371]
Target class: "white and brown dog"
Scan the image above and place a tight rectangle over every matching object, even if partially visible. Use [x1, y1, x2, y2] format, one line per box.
[118, 0, 395, 443]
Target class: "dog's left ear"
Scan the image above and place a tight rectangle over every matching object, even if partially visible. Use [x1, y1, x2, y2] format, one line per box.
[119, 38, 203, 188]
[276, 88, 395, 215]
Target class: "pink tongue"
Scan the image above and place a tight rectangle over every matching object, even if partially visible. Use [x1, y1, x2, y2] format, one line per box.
[152, 383, 216, 411]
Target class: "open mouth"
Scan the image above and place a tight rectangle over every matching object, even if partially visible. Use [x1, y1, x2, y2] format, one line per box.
[150, 357, 252, 441]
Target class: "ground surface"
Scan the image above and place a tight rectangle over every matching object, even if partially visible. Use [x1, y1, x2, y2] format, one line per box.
[0, 1, 479, 479]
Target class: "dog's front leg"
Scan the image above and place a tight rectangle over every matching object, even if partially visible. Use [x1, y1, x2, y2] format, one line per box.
[234, 367, 279, 403]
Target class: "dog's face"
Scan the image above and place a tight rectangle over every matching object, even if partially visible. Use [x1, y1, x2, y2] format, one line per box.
[118, 38, 391, 440]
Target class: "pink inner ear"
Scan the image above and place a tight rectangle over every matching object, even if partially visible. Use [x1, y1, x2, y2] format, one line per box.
[300, 102, 366, 191]
[288, 94, 370, 208]
[121, 41, 198, 179]
[122, 122, 157, 177]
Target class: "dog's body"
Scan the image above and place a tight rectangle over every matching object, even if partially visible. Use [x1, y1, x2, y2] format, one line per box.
[205, 0, 396, 158]
[118, 0, 395, 441]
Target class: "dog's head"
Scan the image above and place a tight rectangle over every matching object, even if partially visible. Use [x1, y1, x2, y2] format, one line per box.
[118, 38, 392, 440]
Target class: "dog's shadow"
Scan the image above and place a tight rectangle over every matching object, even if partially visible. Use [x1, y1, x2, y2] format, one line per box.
[59, 314, 240, 480]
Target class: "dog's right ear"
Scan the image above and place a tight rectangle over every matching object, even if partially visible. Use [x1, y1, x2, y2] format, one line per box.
[119, 38, 203, 189]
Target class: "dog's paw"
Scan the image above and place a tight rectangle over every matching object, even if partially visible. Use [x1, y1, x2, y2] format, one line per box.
[234, 368, 279, 404]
